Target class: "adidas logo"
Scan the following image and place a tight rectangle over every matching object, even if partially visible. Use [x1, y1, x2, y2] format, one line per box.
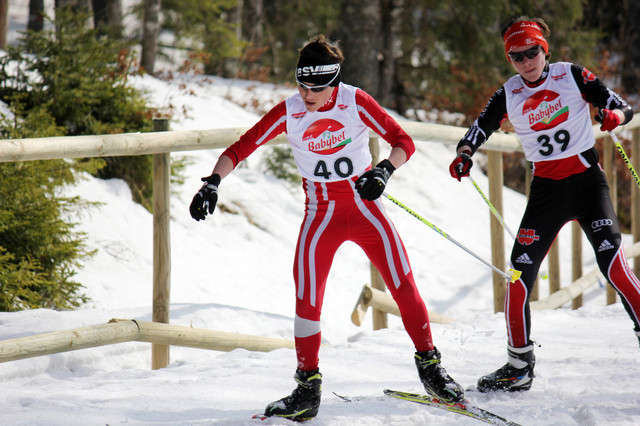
[515, 253, 533, 264]
[598, 239, 614, 252]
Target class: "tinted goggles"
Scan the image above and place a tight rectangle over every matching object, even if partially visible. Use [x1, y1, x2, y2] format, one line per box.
[297, 81, 332, 93]
[507, 45, 542, 63]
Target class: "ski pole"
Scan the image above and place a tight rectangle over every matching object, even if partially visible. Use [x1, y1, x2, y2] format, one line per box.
[609, 131, 640, 190]
[467, 175, 517, 241]
[466, 175, 552, 281]
[382, 192, 521, 283]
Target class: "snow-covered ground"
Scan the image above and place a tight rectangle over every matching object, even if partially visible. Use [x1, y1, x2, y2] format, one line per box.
[3, 3, 640, 425]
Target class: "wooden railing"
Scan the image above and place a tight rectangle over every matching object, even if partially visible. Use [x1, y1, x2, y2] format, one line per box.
[0, 116, 639, 364]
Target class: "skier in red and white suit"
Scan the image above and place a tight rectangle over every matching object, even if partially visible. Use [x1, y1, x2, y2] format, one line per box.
[189, 35, 463, 421]
[449, 16, 640, 394]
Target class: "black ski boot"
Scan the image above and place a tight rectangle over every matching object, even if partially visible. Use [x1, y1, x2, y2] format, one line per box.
[415, 348, 465, 402]
[477, 344, 535, 392]
[264, 368, 322, 421]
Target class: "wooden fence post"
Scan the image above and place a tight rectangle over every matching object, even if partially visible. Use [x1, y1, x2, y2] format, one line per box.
[368, 136, 388, 330]
[548, 239, 560, 296]
[525, 163, 539, 301]
[487, 151, 506, 313]
[152, 118, 171, 369]
[571, 221, 583, 309]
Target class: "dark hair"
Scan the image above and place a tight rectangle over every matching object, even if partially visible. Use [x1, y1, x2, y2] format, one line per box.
[501, 16, 550, 38]
[299, 34, 344, 65]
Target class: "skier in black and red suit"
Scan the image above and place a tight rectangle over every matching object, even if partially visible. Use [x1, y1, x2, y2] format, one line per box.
[449, 16, 640, 393]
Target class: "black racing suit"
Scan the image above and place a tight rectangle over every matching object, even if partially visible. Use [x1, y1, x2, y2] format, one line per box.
[457, 62, 640, 348]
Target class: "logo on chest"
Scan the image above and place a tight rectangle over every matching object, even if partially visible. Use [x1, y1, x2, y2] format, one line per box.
[303, 118, 352, 155]
[522, 90, 569, 131]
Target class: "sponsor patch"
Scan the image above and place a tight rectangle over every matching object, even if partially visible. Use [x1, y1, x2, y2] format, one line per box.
[517, 228, 540, 245]
[515, 253, 533, 264]
[591, 218, 613, 230]
[303, 118, 352, 155]
[598, 239, 614, 252]
[522, 90, 569, 131]
[582, 67, 596, 84]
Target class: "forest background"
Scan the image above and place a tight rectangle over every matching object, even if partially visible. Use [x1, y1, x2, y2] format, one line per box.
[0, 0, 638, 311]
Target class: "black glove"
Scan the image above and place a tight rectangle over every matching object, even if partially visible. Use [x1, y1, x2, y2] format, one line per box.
[189, 174, 221, 221]
[449, 151, 473, 181]
[355, 159, 395, 201]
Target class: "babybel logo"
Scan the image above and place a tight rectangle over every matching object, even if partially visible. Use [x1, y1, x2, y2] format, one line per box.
[522, 90, 569, 131]
[517, 228, 540, 245]
[303, 119, 352, 155]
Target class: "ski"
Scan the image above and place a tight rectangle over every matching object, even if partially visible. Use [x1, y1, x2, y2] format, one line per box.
[251, 413, 298, 423]
[251, 413, 313, 423]
[383, 389, 521, 426]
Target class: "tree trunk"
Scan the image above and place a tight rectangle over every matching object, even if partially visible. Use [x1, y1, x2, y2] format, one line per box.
[619, 0, 640, 94]
[0, 0, 7, 49]
[339, 0, 381, 97]
[241, 0, 263, 47]
[379, 0, 404, 109]
[55, 0, 93, 14]
[28, 0, 45, 32]
[141, 0, 161, 74]
[55, 0, 93, 28]
[92, 0, 123, 38]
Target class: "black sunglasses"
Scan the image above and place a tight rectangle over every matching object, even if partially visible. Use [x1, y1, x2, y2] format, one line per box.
[508, 45, 542, 63]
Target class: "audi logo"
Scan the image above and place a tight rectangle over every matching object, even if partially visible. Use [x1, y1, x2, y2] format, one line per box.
[591, 219, 613, 228]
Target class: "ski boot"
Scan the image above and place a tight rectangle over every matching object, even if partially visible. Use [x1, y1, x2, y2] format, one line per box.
[477, 344, 535, 392]
[415, 347, 465, 402]
[264, 368, 322, 421]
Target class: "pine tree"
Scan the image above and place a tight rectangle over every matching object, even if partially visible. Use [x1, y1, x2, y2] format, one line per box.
[0, 9, 153, 310]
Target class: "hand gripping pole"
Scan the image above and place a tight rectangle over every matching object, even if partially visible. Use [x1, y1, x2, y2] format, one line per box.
[382, 193, 521, 283]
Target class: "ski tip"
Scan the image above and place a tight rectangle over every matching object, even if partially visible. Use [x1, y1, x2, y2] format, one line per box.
[333, 391, 354, 402]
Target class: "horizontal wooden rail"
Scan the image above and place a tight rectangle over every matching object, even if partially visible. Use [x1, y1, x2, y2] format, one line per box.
[0, 319, 294, 364]
[351, 285, 454, 326]
[0, 127, 262, 162]
[134, 319, 294, 352]
[531, 241, 640, 310]
[2, 116, 638, 163]
[0, 121, 528, 164]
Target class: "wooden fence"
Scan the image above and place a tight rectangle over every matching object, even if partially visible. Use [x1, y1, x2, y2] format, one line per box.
[0, 116, 639, 367]
[0, 319, 293, 364]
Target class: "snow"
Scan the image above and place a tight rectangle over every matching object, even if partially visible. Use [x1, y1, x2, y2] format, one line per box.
[3, 4, 640, 425]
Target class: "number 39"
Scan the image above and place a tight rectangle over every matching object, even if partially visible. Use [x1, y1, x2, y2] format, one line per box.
[537, 130, 570, 156]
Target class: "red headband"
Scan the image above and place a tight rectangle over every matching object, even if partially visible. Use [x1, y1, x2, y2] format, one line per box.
[503, 21, 548, 60]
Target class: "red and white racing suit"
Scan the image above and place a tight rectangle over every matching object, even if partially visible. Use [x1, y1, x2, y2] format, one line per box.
[222, 82, 434, 370]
